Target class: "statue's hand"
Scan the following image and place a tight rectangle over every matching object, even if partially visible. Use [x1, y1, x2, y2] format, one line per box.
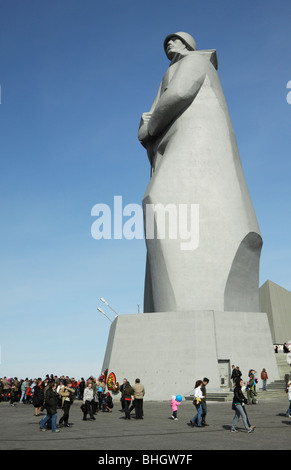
[138, 112, 153, 146]
[140, 112, 152, 124]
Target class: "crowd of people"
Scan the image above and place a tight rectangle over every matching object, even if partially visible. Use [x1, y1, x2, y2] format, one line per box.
[0, 374, 145, 433]
[0, 375, 88, 406]
[1, 367, 290, 435]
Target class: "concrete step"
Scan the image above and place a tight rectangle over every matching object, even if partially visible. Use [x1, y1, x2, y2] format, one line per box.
[185, 379, 287, 402]
[257, 390, 286, 398]
[263, 380, 286, 390]
[185, 391, 233, 402]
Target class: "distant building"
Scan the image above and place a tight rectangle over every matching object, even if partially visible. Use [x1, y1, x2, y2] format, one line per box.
[260, 280, 291, 344]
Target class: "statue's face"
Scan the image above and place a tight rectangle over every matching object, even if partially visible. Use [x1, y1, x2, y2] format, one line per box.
[166, 37, 187, 59]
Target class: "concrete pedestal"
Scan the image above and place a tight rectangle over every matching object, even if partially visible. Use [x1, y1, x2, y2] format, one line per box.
[102, 311, 279, 401]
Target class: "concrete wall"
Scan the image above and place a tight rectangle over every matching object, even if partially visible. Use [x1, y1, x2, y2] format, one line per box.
[213, 310, 279, 383]
[102, 310, 279, 401]
[260, 280, 291, 344]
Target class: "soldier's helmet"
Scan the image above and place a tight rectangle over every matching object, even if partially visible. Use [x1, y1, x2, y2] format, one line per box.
[164, 32, 197, 58]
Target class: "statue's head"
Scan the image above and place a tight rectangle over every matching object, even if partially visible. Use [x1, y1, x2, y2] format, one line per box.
[164, 32, 197, 60]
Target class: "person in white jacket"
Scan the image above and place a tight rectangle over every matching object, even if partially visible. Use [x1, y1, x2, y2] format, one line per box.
[189, 380, 205, 427]
[82, 383, 95, 421]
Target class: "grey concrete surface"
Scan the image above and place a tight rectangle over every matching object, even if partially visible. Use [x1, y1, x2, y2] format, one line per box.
[102, 311, 279, 400]
[0, 396, 290, 451]
[260, 279, 291, 343]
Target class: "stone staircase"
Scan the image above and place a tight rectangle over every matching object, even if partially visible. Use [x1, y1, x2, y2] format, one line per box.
[185, 390, 233, 402]
[186, 384, 286, 403]
[275, 352, 291, 381]
[185, 354, 290, 402]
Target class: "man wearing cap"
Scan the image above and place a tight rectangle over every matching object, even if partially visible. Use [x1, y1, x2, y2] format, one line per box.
[138, 32, 262, 315]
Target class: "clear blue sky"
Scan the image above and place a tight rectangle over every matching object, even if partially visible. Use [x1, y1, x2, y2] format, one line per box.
[0, 0, 290, 379]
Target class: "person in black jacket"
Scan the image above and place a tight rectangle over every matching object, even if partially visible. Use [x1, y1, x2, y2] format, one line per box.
[119, 378, 127, 411]
[230, 378, 254, 433]
[123, 381, 134, 420]
[79, 378, 85, 401]
[39, 381, 60, 433]
[33, 379, 44, 416]
[104, 392, 114, 412]
[231, 366, 242, 385]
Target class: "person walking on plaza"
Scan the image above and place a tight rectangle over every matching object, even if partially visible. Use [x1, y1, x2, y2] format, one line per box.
[261, 368, 268, 391]
[122, 381, 134, 420]
[242, 401, 256, 431]
[0, 379, 3, 401]
[120, 378, 127, 412]
[82, 382, 95, 421]
[170, 394, 182, 420]
[130, 378, 145, 419]
[241, 381, 256, 430]
[249, 369, 258, 395]
[231, 366, 242, 386]
[189, 380, 205, 427]
[230, 378, 254, 433]
[58, 380, 75, 427]
[40, 381, 60, 433]
[230, 366, 236, 386]
[246, 374, 257, 405]
[42, 377, 50, 400]
[25, 381, 33, 404]
[32, 379, 44, 416]
[20, 378, 29, 403]
[286, 380, 291, 417]
[86, 377, 97, 414]
[97, 378, 106, 411]
[3, 377, 11, 402]
[78, 378, 85, 401]
[10, 378, 19, 407]
[201, 377, 209, 426]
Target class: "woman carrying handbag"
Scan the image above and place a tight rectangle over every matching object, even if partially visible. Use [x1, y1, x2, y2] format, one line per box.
[189, 380, 204, 428]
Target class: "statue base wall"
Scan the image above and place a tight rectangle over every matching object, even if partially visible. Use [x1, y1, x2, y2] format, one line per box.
[102, 310, 279, 401]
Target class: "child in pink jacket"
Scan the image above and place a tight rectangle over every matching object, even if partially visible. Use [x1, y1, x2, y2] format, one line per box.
[170, 395, 182, 420]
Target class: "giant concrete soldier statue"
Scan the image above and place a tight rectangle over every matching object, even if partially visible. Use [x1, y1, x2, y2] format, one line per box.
[138, 32, 262, 314]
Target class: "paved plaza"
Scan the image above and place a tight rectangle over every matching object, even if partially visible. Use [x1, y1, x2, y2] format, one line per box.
[0, 394, 289, 451]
